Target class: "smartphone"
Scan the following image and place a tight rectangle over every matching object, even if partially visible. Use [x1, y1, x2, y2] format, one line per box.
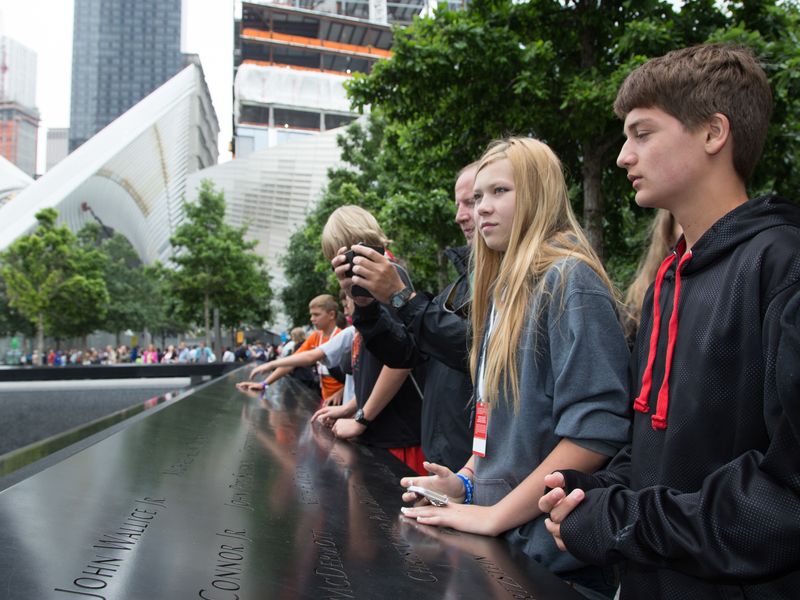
[345, 242, 385, 297]
[407, 485, 448, 507]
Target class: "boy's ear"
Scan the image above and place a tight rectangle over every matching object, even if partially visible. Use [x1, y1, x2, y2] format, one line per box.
[705, 113, 731, 156]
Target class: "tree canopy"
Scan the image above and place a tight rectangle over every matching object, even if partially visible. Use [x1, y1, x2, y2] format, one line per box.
[0, 276, 34, 340]
[0, 208, 108, 359]
[76, 223, 182, 343]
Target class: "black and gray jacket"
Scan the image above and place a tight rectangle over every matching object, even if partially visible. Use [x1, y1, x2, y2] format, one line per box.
[558, 196, 800, 599]
[353, 246, 473, 470]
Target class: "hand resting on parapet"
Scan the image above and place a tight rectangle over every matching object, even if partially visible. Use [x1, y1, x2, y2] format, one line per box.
[235, 380, 266, 392]
[311, 398, 356, 428]
[400, 461, 466, 506]
[399, 461, 500, 536]
[331, 418, 365, 440]
[398, 514, 498, 557]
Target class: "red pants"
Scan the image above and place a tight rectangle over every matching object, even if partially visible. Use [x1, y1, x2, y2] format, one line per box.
[388, 445, 427, 475]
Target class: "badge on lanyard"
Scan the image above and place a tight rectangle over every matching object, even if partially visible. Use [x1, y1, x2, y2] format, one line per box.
[472, 400, 488, 457]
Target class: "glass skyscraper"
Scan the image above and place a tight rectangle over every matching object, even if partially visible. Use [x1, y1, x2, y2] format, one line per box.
[69, 0, 184, 152]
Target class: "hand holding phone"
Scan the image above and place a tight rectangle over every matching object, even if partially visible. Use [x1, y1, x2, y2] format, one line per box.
[345, 242, 385, 298]
[344, 242, 385, 276]
[407, 485, 448, 507]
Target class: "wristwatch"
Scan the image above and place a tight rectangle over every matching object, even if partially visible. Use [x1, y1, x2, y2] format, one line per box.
[354, 408, 371, 427]
[390, 286, 414, 310]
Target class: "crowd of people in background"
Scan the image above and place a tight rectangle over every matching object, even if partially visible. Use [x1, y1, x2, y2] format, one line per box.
[9, 339, 292, 367]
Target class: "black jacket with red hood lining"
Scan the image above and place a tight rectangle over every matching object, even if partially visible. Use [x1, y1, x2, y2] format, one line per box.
[558, 195, 800, 599]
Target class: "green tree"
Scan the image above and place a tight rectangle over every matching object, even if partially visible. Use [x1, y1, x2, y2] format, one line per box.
[218, 261, 273, 332]
[281, 226, 333, 327]
[0, 276, 35, 341]
[141, 262, 190, 348]
[78, 223, 151, 343]
[711, 2, 800, 198]
[0, 208, 109, 361]
[171, 180, 273, 352]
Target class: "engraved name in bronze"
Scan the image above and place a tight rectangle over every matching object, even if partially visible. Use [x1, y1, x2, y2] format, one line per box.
[53, 496, 166, 599]
[198, 528, 249, 599]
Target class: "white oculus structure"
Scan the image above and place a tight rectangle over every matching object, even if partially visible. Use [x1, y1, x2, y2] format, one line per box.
[0, 63, 219, 265]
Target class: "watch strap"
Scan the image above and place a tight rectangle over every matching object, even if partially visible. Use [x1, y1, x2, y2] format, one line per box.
[390, 286, 414, 309]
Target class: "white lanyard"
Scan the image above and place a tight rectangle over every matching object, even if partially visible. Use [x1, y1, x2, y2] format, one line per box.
[473, 306, 498, 458]
[477, 305, 498, 403]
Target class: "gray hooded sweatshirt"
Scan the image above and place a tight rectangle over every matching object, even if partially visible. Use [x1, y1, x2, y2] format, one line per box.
[474, 258, 631, 573]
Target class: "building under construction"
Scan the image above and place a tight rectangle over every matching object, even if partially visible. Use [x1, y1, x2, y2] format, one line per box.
[0, 35, 39, 178]
[232, 0, 424, 157]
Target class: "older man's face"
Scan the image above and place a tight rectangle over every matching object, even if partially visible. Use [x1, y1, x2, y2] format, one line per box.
[454, 168, 477, 243]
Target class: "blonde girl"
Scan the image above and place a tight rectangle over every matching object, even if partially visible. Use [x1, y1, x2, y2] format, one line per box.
[400, 138, 630, 598]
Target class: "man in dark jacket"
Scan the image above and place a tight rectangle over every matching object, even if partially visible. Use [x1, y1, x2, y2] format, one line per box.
[342, 163, 478, 471]
[539, 44, 800, 599]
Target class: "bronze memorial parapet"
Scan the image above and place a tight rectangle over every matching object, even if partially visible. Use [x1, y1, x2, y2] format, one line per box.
[0, 369, 584, 599]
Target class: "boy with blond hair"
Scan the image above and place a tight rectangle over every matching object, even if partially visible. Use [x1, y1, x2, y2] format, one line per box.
[246, 294, 344, 404]
[320, 205, 391, 263]
[320, 205, 425, 474]
[540, 44, 800, 598]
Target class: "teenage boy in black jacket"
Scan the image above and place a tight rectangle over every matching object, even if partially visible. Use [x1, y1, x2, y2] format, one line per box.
[539, 44, 800, 599]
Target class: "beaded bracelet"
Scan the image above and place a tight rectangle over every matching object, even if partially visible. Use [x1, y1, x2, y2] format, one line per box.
[455, 473, 473, 505]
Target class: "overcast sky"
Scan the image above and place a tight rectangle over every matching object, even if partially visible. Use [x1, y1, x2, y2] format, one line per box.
[0, 0, 234, 172]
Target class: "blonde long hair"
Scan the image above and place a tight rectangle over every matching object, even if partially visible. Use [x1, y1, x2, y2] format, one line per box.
[622, 209, 679, 339]
[469, 138, 614, 413]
